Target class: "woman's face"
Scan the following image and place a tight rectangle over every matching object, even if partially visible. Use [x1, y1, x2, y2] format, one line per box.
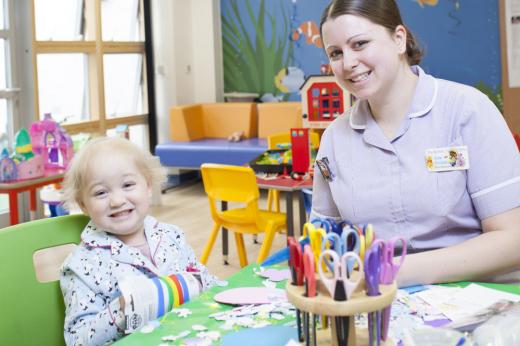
[322, 14, 407, 102]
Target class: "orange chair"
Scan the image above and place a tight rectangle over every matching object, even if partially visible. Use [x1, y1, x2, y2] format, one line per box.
[266, 131, 320, 212]
[200, 164, 287, 267]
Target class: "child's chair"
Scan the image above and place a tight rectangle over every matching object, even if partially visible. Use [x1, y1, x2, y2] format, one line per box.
[266, 131, 320, 212]
[200, 163, 286, 267]
[0, 214, 90, 346]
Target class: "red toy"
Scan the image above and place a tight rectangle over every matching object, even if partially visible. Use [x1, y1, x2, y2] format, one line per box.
[291, 128, 310, 174]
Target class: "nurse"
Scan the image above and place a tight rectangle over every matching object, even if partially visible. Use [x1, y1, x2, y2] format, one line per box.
[313, 0, 520, 287]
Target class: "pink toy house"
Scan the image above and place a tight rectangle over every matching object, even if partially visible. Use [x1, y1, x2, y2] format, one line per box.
[29, 113, 74, 169]
[300, 75, 352, 129]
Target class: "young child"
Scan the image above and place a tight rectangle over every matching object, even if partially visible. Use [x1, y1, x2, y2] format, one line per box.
[60, 136, 218, 345]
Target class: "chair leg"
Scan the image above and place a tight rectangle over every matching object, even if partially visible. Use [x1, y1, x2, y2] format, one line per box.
[235, 233, 248, 268]
[274, 190, 280, 212]
[267, 189, 274, 211]
[200, 223, 220, 264]
[256, 224, 277, 264]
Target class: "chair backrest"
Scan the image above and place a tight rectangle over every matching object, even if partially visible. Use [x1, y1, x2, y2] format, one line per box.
[0, 214, 90, 346]
[267, 131, 320, 150]
[201, 164, 260, 222]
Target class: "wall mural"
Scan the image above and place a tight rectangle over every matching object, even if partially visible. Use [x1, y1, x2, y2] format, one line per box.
[221, 0, 502, 112]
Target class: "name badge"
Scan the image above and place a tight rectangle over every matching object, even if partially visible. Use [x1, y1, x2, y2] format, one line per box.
[316, 157, 335, 182]
[425, 145, 470, 172]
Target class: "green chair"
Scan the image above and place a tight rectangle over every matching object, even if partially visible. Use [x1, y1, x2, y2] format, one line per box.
[0, 214, 90, 346]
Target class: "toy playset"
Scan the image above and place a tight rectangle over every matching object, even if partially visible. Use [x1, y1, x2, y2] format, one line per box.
[29, 113, 74, 170]
[300, 75, 353, 129]
[0, 113, 73, 183]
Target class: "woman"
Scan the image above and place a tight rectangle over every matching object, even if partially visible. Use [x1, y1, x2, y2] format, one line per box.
[312, 0, 520, 287]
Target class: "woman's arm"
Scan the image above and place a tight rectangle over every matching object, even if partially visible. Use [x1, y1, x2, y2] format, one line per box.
[397, 206, 520, 287]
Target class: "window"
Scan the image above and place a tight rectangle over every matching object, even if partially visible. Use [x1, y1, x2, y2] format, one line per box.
[31, 0, 149, 145]
[0, 0, 20, 224]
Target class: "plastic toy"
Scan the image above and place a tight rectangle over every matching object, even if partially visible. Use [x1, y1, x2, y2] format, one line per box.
[300, 75, 352, 129]
[0, 128, 45, 182]
[29, 113, 74, 169]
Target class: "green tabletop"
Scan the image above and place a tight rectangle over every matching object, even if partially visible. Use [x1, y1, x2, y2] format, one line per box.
[115, 264, 292, 345]
[115, 264, 520, 345]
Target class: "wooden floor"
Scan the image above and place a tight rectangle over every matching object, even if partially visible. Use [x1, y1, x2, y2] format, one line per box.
[149, 180, 299, 279]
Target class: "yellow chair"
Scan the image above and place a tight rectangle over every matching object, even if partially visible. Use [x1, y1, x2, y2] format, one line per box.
[200, 163, 287, 267]
[266, 131, 320, 212]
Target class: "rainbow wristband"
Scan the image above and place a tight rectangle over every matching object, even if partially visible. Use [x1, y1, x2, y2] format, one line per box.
[159, 276, 174, 312]
[151, 276, 165, 318]
[169, 275, 184, 305]
[176, 274, 190, 303]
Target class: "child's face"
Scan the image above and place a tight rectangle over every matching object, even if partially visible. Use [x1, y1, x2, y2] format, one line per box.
[79, 151, 151, 244]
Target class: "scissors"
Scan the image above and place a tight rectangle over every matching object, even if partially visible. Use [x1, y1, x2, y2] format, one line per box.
[301, 223, 327, 266]
[318, 249, 363, 345]
[371, 237, 407, 341]
[364, 243, 381, 346]
[309, 218, 333, 233]
[321, 226, 360, 273]
[288, 237, 304, 341]
[303, 245, 317, 346]
[359, 224, 375, 260]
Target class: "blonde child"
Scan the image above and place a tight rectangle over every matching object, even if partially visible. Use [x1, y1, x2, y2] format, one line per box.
[60, 137, 218, 345]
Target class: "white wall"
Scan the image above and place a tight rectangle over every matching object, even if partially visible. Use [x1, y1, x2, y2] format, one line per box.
[152, 0, 224, 144]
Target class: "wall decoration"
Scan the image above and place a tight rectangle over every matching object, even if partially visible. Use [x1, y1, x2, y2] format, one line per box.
[221, 0, 502, 105]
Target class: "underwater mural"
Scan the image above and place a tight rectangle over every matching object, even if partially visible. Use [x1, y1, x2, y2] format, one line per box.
[221, 0, 502, 110]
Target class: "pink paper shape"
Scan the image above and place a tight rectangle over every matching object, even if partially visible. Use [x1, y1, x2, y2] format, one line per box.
[259, 268, 291, 282]
[213, 287, 287, 305]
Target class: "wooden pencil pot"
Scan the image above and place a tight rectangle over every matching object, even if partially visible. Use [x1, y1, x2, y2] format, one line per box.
[285, 271, 397, 346]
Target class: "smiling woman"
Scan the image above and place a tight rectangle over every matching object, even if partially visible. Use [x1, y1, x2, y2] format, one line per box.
[312, 0, 520, 287]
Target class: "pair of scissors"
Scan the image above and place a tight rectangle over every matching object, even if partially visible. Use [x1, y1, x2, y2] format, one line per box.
[303, 245, 317, 346]
[371, 237, 407, 341]
[364, 243, 381, 346]
[318, 249, 363, 345]
[288, 237, 304, 342]
[309, 218, 333, 233]
[358, 224, 375, 260]
[301, 223, 327, 267]
[321, 226, 360, 273]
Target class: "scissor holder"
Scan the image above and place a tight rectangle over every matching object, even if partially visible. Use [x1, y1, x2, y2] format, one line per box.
[286, 271, 397, 346]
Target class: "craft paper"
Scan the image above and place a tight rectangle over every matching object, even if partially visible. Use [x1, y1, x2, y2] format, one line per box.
[213, 287, 287, 305]
[220, 325, 298, 346]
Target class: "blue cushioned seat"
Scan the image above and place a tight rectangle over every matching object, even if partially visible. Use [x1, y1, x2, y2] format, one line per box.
[155, 138, 267, 169]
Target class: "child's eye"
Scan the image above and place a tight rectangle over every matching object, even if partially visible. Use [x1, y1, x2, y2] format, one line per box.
[93, 190, 107, 197]
[328, 49, 342, 61]
[123, 181, 136, 189]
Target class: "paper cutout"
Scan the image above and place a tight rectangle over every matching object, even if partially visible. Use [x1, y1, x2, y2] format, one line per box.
[213, 287, 287, 305]
[258, 268, 291, 282]
[220, 325, 298, 346]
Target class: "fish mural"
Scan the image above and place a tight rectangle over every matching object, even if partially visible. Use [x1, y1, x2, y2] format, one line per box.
[275, 66, 306, 93]
[291, 21, 322, 48]
[416, 0, 438, 7]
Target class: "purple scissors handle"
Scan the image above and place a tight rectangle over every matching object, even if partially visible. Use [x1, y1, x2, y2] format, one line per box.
[372, 237, 407, 341]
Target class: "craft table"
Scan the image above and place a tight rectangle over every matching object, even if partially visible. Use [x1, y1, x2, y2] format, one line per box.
[0, 169, 65, 225]
[113, 264, 520, 346]
[220, 176, 313, 262]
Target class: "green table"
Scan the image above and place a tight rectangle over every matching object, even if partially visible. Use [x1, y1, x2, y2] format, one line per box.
[115, 264, 520, 345]
[115, 264, 291, 345]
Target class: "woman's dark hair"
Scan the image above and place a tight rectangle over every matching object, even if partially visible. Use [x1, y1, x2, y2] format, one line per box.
[320, 0, 423, 65]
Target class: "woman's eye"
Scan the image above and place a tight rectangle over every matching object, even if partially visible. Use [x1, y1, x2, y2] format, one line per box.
[328, 49, 342, 60]
[353, 40, 368, 49]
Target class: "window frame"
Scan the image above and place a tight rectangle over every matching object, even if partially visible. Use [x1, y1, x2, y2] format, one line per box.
[30, 0, 150, 137]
